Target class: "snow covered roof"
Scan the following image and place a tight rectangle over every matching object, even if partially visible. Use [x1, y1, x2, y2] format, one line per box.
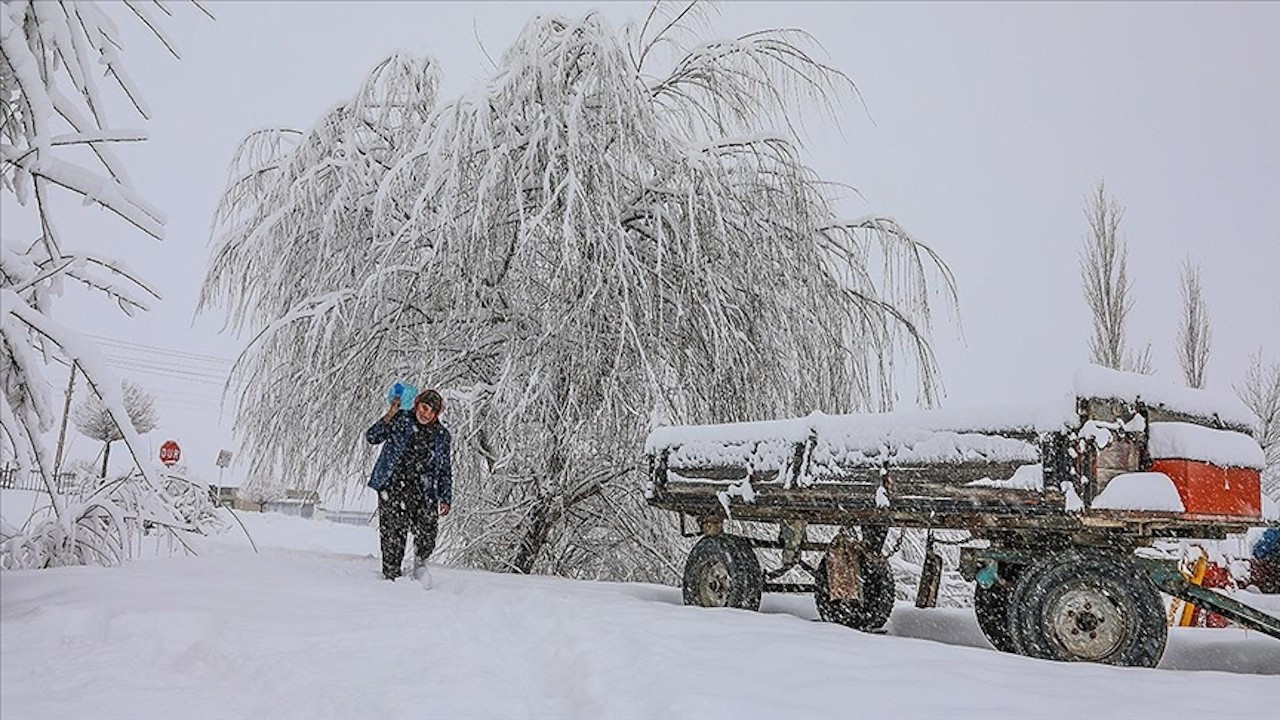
[1072, 365, 1258, 430]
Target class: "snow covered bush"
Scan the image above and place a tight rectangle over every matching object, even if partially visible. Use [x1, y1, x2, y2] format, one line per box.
[202, 4, 954, 581]
[0, 464, 212, 569]
[158, 466, 224, 534]
[1, 1, 208, 568]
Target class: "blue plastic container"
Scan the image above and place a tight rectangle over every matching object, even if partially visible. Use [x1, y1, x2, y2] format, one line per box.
[385, 381, 418, 410]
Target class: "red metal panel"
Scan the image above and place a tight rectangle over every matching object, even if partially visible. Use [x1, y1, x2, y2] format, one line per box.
[1150, 459, 1261, 517]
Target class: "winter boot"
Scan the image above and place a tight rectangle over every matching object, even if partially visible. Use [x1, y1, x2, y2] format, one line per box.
[411, 555, 432, 586]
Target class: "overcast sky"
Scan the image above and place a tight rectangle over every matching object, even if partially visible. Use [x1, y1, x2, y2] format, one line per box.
[8, 2, 1278, 480]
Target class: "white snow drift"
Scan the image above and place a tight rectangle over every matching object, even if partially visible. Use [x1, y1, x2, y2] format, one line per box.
[2, 509, 1278, 720]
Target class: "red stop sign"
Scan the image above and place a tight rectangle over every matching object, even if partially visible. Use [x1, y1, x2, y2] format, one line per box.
[159, 440, 181, 466]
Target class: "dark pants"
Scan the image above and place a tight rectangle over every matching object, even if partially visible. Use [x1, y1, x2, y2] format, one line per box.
[378, 474, 438, 578]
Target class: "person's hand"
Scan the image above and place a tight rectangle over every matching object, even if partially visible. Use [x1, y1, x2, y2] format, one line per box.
[383, 396, 400, 422]
[438, 502, 451, 517]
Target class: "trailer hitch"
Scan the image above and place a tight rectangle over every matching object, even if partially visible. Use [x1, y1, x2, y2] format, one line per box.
[1135, 557, 1280, 640]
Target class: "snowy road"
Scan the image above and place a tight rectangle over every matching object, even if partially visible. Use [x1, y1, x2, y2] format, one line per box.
[2, 512, 1278, 719]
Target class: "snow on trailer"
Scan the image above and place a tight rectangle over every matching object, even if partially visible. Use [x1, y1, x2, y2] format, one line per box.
[645, 366, 1280, 668]
[647, 398, 1076, 528]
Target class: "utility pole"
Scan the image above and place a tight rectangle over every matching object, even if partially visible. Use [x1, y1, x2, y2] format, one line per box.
[52, 362, 78, 486]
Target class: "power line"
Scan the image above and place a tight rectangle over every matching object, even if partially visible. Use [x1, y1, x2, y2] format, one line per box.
[75, 336, 271, 422]
[85, 333, 239, 367]
[104, 354, 249, 385]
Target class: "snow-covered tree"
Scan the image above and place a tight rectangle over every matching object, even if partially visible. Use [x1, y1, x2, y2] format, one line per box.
[1080, 181, 1150, 373]
[1236, 351, 1280, 502]
[73, 379, 158, 477]
[1175, 259, 1211, 389]
[202, 5, 955, 580]
[1, 1, 206, 568]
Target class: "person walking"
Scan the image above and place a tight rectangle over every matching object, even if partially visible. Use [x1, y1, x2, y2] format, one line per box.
[366, 388, 452, 580]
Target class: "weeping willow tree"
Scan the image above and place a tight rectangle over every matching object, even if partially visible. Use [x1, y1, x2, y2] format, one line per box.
[202, 4, 956, 580]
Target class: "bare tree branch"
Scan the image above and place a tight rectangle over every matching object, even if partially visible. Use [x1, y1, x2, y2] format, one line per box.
[1236, 350, 1280, 502]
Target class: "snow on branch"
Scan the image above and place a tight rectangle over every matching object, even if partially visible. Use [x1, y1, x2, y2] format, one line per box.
[2, 1, 207, 568]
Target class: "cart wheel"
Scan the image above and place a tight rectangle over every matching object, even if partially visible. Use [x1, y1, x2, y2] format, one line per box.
[1004, 555, 1059, 656]
[1011, 551, 1167, 667]
[814, 553, 895, 631]
[682, 534, 763, 611]
[974, 565, 1023, 654]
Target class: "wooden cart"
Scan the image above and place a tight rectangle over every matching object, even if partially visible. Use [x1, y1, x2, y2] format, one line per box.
[645, 370, 1280, 667]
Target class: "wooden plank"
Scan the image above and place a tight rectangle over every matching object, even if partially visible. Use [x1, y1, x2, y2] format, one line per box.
[649, 480, 1270, 537]
[1094, 436, 1142, 490]
[890, 461, 1032, 488]
[651, 480, 1072, 529]
[671, 460, 1037, 489]
[667, 466, 783, 483]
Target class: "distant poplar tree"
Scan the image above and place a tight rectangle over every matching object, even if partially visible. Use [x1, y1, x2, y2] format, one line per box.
[1175, 260, 1212, 389]
[1080, 181, 1150, 373]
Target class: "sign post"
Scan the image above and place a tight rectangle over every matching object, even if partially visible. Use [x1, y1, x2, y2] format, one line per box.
[215, 449, 233, 492]
[159, 440, 181, 467]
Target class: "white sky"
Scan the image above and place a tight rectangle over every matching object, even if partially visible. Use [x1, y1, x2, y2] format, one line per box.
[5, 2, 1278, 482]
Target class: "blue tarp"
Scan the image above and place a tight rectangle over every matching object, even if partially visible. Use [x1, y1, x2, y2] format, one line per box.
[1253, 527, 1280, 561]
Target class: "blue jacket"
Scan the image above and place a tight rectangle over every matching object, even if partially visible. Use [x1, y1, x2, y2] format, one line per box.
[366, 411, 452, 504]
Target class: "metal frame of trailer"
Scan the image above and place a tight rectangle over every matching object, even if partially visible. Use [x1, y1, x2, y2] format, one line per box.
[646, 395, 1280, 667]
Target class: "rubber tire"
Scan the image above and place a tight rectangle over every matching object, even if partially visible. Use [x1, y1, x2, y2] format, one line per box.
[1011, 551, 1167, 667]
[682, 534, 763, 611]
[1004, 555, 1058, 656]
[814, 553, 895, 631]
[974, 564, 1023, 654]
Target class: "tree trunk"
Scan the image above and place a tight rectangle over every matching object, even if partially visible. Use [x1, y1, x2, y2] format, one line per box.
[511, 470, 607, 574]
[512, 494, 559, 574]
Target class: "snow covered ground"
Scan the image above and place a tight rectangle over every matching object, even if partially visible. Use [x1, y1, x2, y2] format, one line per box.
[3, 507, 1278, 719]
